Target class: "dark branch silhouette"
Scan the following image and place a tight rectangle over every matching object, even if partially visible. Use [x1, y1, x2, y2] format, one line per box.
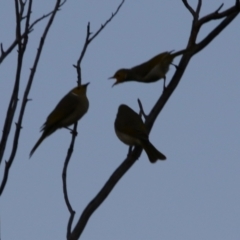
[68, 1, 240, 239]
[1, 0, 239, 239]
[0, 1, 66, 65]
[0, 0, 66, 196]
[61, 1, 125, 239]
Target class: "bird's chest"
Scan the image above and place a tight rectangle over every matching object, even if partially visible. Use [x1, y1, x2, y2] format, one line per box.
[115, 129, 141, 146]
[62, 98, 89, 127]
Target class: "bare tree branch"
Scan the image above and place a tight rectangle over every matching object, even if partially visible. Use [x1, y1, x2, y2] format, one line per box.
[29, 0, 67, 30]
[137, 98, 147, 119]
[197, 2, 237, 26]
[196, 0, 202, 17]
[68, 150, 141, 240]
[182, 0, 195, 18]
[62, 130, 77, 238]
[0, 0, 29, 166]
[67, 2, 240, 239]
[63, 1, 125, 239]
[73, 0, 125, 84]
[0, 0, 65, 64]
[0, 0, 65, 196]
[195, 12, 239, 54]
[88, 0, 125, 43]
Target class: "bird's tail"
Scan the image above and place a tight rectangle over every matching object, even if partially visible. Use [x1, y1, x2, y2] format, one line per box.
[141, 140, 166, 163]
[29, 134, 46, 158]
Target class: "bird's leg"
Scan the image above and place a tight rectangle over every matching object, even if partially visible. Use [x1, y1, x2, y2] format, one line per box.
[64, 127, 78, 136]
[71, 129, 78, 136]
[171, 63, 179, 70]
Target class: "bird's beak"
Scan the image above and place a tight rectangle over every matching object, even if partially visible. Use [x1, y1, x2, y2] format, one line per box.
[83, 82, 90, 87]
[112, 81, 118, 88]
[108, 76, 115, 79]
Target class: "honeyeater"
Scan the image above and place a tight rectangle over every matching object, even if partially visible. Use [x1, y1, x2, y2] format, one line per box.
[109, 49, 187, 88]
[114, 104, 166, 163]
[30, 83, 89, 157]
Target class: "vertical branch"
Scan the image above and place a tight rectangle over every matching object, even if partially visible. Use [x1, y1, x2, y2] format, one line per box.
[0, 0, 27, 165]
[61, 1, 125, 239]
[0, 0, 66, 196]
[68, 2, 240, 240]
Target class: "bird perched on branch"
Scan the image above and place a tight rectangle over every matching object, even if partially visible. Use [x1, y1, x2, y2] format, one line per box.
[114, 104, 166, 163]
[30, 83, 90, 157]
[109, 49, 187, 88]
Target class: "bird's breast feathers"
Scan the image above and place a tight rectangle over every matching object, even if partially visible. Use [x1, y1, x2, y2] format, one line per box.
[115, 129, 141, 146]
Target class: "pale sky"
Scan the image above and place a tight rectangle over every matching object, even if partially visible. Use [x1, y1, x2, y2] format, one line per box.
[1, 1, 240, 239]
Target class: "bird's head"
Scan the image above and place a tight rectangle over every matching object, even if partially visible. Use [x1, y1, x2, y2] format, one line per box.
[109, 69, 129, 87]
[71, 82, 90, 95]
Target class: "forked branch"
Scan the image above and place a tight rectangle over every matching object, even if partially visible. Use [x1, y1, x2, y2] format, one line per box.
[68, 1, 239, 239]
[0, 0, 66, 196]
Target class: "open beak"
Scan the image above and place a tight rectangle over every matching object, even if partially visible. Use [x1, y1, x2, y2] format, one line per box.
[112, 81, 119, 88]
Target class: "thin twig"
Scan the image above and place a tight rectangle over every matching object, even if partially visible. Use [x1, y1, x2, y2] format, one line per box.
[21, 0, 32, 51]
[0, 0, 63, 64]
[73, 0, 125, 84]
[182, 0, 195, 18]
[29, 1, 66, 31]
[195, 12, 239, 54]
[73, 23, 91, 84]
[0, 0, 65, 196]
[197, 3, 236, 26]
[67, 2, 240, 239]
[195, 0, 202, 17]
[63, 1, 125, 238]
[0, 0, 26, 165]
[137, 98, 147, 119]
[88, 0, 125, 43]
[0, 0, 29, 188]
[62, 126, 77, 238]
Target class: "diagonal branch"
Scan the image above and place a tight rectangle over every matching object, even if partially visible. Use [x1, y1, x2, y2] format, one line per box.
[29, 0, 66, 30]
[195, 11, 239, 54]
[182, 0, 196, 18]
[66, 1, 240, 239]
[0, 0, 66, 64]
[68, 149, 142, 240]
[137, 98, 147, 120]
[197, 2, 238, 26]
[73, 0, 125, 84]
[88, 0, 125, 43]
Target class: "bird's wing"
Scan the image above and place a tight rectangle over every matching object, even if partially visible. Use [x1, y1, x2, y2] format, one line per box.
[131, 52, 170, 78]
[120, 124, 148, 140]
[116, 110, 149, 140]
[41, 93, 78, 132]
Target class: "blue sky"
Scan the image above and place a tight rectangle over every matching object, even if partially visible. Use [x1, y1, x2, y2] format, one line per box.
[0, 1, 240, 239]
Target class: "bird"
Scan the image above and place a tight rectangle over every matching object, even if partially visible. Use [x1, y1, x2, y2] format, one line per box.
[109, 49, 187, 88]
[30, 83, 90, 157]
[114, 104, 166, 163]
